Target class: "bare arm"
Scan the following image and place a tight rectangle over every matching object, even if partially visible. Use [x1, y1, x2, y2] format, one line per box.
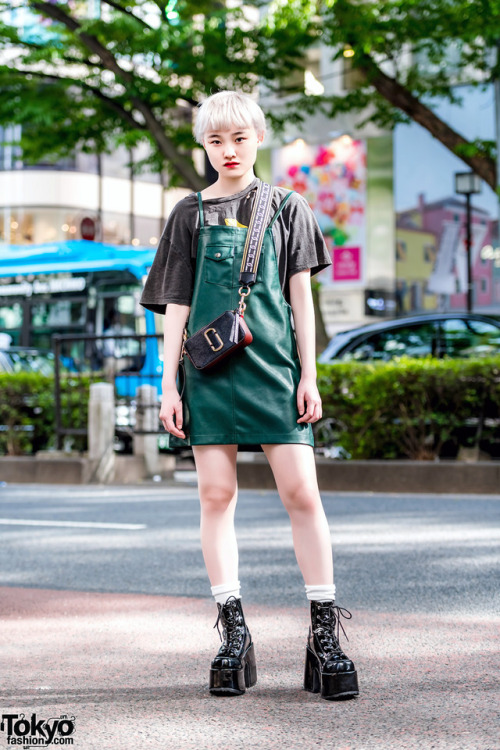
[160, 303, 190, 438]
[289, 270, 322, 424]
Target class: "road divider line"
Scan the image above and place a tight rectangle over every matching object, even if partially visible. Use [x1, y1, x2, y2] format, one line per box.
[0, 518, 146, 530]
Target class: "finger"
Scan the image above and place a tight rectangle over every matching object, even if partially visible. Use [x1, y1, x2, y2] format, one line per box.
[166, 421, 185, 439]
[161, 412, 185, 438]
[297, 396, 314, 423]
[310, 402, 322, 424]
[297, 387, 305, 417]
[171, 402, 185, 438]
[173, 399, 183, 430]
[298, 399, 322, 423]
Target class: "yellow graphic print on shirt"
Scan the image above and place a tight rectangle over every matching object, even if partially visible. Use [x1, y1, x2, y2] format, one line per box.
[225, 218, 248, 228]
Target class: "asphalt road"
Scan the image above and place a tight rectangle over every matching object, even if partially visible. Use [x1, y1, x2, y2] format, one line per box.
[0, 483, 499, 750]
[0, 483, 499, 614]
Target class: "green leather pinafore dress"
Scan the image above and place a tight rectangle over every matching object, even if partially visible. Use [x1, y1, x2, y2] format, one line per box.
[183, 189, 313, 447]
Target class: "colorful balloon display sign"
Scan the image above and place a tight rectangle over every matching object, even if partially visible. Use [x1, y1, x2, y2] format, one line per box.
[272, 137, 366, 285]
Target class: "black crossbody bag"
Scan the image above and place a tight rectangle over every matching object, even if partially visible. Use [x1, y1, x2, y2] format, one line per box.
[182, 181, 273, 371]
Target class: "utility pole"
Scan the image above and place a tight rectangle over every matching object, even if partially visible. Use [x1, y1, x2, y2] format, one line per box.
[495, 43, 500, 243]
[465, 192, 473, 312]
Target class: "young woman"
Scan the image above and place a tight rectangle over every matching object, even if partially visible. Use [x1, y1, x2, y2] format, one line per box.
[140, 91, 359, 701]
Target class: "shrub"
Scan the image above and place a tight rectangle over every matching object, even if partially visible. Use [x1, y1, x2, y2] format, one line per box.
[0, 372, 94, 455]
[0, 372, 55, 455]
[317, 357, 500, 460]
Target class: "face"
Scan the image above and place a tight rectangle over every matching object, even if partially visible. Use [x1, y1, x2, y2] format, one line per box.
[203, 126, 263, 179]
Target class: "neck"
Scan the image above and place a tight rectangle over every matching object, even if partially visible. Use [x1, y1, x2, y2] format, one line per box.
[205, 170, 256, 199]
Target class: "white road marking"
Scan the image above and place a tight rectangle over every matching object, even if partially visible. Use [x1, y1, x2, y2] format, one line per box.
[0, 518, 146, 530]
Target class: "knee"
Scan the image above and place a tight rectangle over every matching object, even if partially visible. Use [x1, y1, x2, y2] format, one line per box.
[283, 484, 321, 515]
[199, 483, 236, 514]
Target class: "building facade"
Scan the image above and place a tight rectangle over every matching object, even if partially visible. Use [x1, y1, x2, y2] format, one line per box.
[397, 194, 497, 312]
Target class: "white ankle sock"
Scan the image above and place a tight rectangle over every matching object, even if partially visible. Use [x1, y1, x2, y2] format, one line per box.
[305, 584, 336, 602]
[211, 581, 241, 605]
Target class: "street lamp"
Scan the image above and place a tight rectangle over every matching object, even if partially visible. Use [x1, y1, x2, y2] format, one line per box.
[454, 172, 482, 312]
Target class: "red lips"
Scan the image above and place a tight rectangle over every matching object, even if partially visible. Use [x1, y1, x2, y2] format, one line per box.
[224, 162, 239, 168]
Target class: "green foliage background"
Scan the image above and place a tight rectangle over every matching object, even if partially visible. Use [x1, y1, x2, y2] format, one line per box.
[0, 0, 496, 189]
[0, 372, 92, 455]
[317, 357, 500, 460]
[2, 360, 500, 459]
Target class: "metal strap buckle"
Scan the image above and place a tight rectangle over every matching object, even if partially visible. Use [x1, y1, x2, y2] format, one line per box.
[237, 286, 251, 315]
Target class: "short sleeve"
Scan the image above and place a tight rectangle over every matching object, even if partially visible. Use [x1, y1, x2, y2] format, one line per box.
[140, 197, 196, 315]
[283, 192, 331, 278]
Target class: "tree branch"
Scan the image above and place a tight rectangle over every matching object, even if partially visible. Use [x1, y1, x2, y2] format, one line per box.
[30, 0, 206, 189]
[100, 0, 153, 30]
[10, 68, 146, 132]
[357, 53, 497, 190]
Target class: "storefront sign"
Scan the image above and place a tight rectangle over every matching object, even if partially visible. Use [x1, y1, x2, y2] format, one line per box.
[333, 246, 361, 282]
[481, 244, 500, 266]
[0, 277, 86, 297]
[364, 289, 397, 317]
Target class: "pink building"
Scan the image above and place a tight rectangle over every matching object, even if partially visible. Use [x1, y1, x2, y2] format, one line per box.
[398, 194, 494, 309]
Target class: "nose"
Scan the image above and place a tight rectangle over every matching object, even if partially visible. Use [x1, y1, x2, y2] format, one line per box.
[223, 143, 236, 159]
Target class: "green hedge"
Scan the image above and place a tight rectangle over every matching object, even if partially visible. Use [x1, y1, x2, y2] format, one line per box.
[2, 359, 500, 459]
[0, 372, 93, 456]
[317, 357, 500, 460]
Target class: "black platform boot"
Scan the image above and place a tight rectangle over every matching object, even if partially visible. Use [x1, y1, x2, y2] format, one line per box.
[209, 596, 257, 696]
[304, 600, 359, 700]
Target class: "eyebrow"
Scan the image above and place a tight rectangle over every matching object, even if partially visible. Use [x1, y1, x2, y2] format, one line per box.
[206, 130, 248, 138]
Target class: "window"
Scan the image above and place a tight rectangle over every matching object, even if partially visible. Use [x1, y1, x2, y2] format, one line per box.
[341, 323, 439, 361]
[0, 303, 23, 330]
[396, 240, 407, 261]
[31, 300, 86, 328]
[440, 318, 500, 357]
[423, 244, 436, 264]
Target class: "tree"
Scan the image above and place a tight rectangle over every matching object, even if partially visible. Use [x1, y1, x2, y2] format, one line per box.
[269, 0, 498, 192]
[1, 1, 497, 192]
[0, 0, 312, 190]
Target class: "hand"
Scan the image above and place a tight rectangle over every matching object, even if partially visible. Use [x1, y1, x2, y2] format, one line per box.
[296, 376, 322, 424]
[159, 386, 185, 439]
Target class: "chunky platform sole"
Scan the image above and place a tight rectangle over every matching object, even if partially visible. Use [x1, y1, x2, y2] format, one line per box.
[209, 642, 257, 696]
[304, 646, 359, 700]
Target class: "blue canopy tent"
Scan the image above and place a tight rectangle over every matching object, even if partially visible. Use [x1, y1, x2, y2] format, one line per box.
[0, 240, 163, 396]
[0, 239, 157, 279]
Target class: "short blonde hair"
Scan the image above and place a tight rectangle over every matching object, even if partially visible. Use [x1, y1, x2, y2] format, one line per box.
[194, 91, 266, 145]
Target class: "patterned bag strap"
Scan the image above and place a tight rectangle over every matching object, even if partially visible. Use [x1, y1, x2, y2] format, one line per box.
[239, 181, 273, 287]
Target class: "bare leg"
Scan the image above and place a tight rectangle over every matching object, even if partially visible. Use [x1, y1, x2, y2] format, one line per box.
[262, 443, 333, 585]
[192, 444, 239, 586]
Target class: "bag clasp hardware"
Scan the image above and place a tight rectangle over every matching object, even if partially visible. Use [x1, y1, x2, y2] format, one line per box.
[204, 327, 224, 352]
[237, 286, 251, 315]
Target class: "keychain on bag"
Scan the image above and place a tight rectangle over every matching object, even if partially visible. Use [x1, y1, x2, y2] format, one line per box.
[182, 181, 273, 371]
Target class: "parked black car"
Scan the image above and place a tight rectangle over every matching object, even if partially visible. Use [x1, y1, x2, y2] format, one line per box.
[319, 312, 500, 363]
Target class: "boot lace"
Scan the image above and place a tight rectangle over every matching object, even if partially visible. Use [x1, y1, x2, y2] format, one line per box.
[313, 604, 352, 657]
[213, 596, 245, 656]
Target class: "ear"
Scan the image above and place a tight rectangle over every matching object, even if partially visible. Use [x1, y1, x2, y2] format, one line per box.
[256, 131, 265, 146]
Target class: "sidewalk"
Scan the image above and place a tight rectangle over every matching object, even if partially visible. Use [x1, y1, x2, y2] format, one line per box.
[1, 587, 497, 749]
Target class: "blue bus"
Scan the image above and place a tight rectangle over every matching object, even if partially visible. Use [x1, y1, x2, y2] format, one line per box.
[0, 240, 163, 396]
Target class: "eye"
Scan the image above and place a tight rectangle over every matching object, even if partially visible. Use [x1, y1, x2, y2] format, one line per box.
[235, 137, 246, 143]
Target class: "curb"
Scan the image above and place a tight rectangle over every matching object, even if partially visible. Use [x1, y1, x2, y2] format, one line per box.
[1, 454, 499, 493]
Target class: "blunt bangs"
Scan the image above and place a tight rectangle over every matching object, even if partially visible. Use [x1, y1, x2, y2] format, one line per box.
[194, 91, 266, 144]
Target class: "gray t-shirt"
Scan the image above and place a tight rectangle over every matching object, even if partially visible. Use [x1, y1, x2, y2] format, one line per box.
[140, 178, 331, 314]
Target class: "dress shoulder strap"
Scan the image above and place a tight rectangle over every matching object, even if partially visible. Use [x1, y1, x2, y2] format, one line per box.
[196, 192, 205, 228]
[268, 190, 294, 228]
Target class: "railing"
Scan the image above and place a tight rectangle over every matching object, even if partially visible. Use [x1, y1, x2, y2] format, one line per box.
[52, 332, 164, 451]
